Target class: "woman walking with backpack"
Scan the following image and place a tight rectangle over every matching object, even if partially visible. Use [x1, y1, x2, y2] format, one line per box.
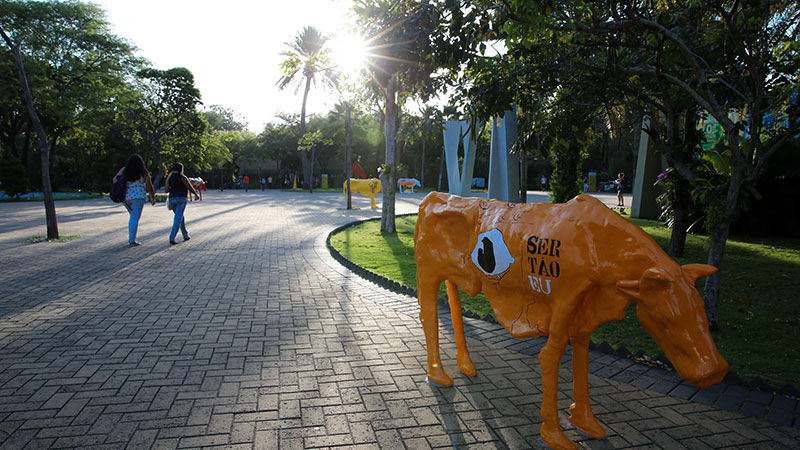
[165, 163, 199, 245]
[118, 154, 156, 246]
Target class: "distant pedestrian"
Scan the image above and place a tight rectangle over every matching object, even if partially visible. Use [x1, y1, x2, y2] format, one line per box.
[261, 177, 266, 191]
[540, 176, 547, 191]
[165, 162, 199, 245]
[616, 173, 625, 208]
[117, 154, 156, 247]
[267, 176, 273, 189]
[243, 175, 250, 192]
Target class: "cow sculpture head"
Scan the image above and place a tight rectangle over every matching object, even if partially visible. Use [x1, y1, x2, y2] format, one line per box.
[617, 264, 728, 388]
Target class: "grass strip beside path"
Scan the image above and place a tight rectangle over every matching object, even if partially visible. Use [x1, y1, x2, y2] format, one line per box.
[329, 214, 800, 389]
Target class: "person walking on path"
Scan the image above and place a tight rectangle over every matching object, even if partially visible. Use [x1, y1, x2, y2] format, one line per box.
[540, 176, 547, 191]
[165, 163, 199, 245]
[243, 175, 250, 192]
[616, 172, 626, 211]
[118, 154, 156, 246]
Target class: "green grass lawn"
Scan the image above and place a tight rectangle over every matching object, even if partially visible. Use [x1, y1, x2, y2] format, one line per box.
[329, 214, 800, 388]
[0, 193, 106, 202]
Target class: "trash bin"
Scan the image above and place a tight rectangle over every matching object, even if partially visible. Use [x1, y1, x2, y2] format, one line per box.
[321, 174, 329, 189]
[588, 172, 597, 192]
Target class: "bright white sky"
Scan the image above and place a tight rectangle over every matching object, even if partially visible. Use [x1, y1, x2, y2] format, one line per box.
[91, 0, 358, 132]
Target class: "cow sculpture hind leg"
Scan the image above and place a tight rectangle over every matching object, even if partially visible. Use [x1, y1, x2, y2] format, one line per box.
[445, 281, 476, 377]
[568, 335, 605, 439]
[418, 277, 453, 386]
[539, 334, 577, 450]
[539, 300, 587, 450]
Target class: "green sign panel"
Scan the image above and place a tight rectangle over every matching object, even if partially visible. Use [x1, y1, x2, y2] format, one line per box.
[700, 116, 723, 150]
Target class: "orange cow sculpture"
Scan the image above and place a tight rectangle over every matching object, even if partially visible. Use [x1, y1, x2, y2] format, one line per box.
[415, 192, 728, 450]
[343, 178, 381, 208]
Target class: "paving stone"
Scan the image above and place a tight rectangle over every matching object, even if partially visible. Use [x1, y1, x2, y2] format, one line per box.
[766, 408, 795, 427]
[740, 401, 768, 419]
[716, 394, 744, 412]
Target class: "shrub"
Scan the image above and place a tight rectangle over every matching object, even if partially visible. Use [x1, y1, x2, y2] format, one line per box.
[0, 154, 28, 198]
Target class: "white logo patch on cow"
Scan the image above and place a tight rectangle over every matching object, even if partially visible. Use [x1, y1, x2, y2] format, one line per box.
[471, 228, 515, 278]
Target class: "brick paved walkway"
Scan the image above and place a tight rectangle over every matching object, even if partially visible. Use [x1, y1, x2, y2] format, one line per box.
[0, 191, 797, 449]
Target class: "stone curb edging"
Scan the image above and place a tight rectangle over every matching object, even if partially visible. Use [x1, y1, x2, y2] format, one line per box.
[325, 216, 799, 429]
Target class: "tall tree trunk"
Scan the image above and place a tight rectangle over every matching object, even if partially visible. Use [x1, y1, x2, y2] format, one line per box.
[147, 135, 167, 189]
[151, 154, 165, 189]
[520, 149, 528, 203]
[40, 141, 58, 238]
[22, 121, 31, 169]
[703, 219, 729, 331]
[420, 138, 426, 188]
[668, 171, 696, 257]
[381, 75, 399, 233]
[309, 146, 315, 194]
[668, 201, 688, 257]
[299, 76, 312, 190]
[437, 145, 445, 191]
[345, 104, 352, 209]
[377, 102, 385, 176]
[2, 29, 58, 239]
[702, 135, 744, 331]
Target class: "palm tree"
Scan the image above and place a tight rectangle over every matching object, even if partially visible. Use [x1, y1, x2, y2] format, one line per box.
[277, 26, 337, 190]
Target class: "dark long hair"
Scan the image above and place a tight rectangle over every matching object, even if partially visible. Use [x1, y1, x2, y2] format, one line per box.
[124, 154, 148, 182]
[167, 163, 184, 190]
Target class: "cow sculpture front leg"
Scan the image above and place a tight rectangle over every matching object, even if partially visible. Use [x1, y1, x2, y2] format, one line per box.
[568, 335, 605, 439]
[418, 278, 453, 386]
[445, 281, 476, 377]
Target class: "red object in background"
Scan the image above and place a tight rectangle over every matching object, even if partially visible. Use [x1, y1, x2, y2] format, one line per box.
[352, 162, 367, 179]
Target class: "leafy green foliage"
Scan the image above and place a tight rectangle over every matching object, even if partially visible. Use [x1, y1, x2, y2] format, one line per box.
[0, 0, 142, 192]
[297, 129, 332, 153]
[548, 132, 589, 204]
[0, 151, 27, 197]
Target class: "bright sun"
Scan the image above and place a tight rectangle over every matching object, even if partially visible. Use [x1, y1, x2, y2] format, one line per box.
[330, 33, 368, 76]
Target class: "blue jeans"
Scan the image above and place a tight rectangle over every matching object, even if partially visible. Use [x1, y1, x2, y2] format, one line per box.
[124, 198, 145, 243]
[168, 197, 189, 242]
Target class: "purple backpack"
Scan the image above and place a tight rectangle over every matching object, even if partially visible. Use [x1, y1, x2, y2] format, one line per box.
[110, 170, 126, 203]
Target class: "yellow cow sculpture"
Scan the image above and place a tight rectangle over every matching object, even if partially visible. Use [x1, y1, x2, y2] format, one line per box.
[415, 192, 727, 450]
[343, 178, 381, 208]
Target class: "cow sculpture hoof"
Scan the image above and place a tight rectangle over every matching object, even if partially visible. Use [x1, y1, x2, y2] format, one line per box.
[457, 354, 476, 377]
[540, 423, 578, 450]
[568, 403, 605, 439]
[426, 366, 453, 387]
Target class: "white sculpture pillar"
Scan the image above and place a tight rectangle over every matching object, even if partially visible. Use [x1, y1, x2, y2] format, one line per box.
[488, 109, 520, 202]
[631, 116, 663, 219]
[443, 120, 477, 196]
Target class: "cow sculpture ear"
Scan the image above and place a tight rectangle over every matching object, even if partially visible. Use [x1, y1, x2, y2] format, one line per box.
[682, 264, 718, 283]
[616, 279, 641, 299]
[642, 267, 674, 283]
[617, 267, 672, 299]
